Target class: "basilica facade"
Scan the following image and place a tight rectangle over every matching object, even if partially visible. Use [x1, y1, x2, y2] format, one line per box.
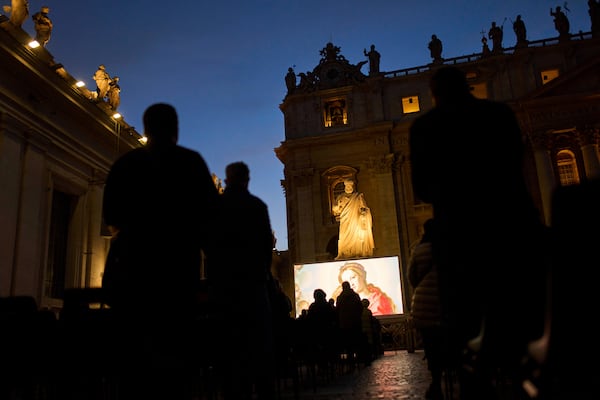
[0, 18, 142, 309]
[276, 28, 600, 314]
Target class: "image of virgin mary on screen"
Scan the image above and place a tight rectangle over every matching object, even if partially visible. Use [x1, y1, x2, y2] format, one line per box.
[294, 256, 403, 317]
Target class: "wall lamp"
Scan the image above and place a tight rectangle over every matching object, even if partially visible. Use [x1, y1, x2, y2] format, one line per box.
[28, 40, 40, 48]
[112, 113, 122, 119]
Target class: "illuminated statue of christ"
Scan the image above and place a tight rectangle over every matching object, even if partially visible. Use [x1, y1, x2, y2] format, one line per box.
[332, 179, 374, 259]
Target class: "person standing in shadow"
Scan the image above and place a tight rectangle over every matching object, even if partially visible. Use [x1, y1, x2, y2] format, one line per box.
[409, 218, 445, 400]
[207, 161, 276, 400]
[102, 103, 219, 400]
[335, 281, 364, 364]
[409, 66, 549, 399]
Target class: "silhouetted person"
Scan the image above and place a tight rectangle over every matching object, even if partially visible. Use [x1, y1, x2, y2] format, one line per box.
[551, 6, 570, 38]
[428, 34, 443, 63]
[363, 44, 381, 75]
[409, 66, 548, 399]
[31, 6, 52, 47]
[208, 161, 276, 400]
[409, 218, 445, 400]
[335, 281, 363, 362]
[513, 15, 527, 47]
[102, 102, 219, 399]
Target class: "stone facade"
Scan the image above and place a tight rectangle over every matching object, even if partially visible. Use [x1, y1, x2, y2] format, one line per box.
[277, 34, 600, 311]
[0, 20, 142, 310]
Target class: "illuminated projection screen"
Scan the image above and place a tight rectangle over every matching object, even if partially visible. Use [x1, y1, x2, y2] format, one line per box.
[294, 256, 404, 317]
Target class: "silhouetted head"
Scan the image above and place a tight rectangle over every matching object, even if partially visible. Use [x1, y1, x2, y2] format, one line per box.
[313, 288, 326, 301]
[362, 298, 370, 308]
[225, 161, 250, 189]
[341, 281, 351, 291]
[143, 103, 178, 145]
[430, 66, 471, 106]
[339, 262, 367, 293]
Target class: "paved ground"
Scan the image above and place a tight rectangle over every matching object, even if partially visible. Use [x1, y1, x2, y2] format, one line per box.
[278, 349, 450, 400]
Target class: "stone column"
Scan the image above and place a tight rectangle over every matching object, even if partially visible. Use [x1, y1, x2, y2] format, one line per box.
[530, 132, 556, 225]
[291, 168, 316, 262]
[367, 153, 400, 256]
[577, 128, 600, 180]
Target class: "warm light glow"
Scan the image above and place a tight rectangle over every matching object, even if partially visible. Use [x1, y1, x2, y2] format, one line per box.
[138, 136, 148, 145]
[294, 256, 404, 317]
[28, 40, 40, 49]
[112, 113, 122, 119]
[75, 81, 85, 88]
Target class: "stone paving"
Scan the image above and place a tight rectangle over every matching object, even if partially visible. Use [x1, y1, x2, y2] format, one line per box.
[279, 349, 450, 400]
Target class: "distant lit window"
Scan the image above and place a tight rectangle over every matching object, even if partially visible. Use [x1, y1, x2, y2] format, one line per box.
[324, 98, 348, 127]
[556, 149, 580, 186]
[541, 69, 559, 85]
[470, 82, 488, 99]
[401, 96, 420, 114]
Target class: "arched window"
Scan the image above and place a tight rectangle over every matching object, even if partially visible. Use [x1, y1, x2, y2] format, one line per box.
[556, 149, 580, 186]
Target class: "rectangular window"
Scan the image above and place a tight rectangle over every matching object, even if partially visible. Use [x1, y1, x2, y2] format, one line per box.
[323, 98, 347, 128]
[541, 69, 559, 84]
[470, 82, 488, 99]
[401, 96, 420, 114]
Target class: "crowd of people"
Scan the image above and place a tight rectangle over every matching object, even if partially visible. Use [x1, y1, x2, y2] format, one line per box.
[98, 58, 589, 398]
[100, 102, 386, 400]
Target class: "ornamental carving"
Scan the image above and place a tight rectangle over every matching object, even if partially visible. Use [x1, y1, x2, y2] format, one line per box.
[367, 154, 395, 174]
[291, 42, 368, 93]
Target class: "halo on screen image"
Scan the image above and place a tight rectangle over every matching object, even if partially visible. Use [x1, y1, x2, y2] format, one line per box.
[293, 256, 404, 317]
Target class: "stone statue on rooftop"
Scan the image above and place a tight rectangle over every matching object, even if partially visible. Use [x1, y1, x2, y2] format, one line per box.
[93, 65, 111, 100]
[428, 34, 443, 63]
[551, 5, 570, 39]
[285, 67, 296, 94]
[488, 21, 504, 53]
[3, 0, 29, 27]
[512, 15, 528, 47]
[107, 76, 120, 111]
[363, 44, 381, 76]
[589, 0, 600, 37]
[32, 6, 52, 47]
[481, 35, 491, 58]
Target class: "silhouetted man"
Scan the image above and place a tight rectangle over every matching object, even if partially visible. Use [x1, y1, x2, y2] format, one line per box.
[102, 102, 219, 399]
[208, 161, 276, 400]
[409, 66, 548, 399]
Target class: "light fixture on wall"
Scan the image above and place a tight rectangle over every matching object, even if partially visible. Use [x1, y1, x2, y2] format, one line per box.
[28, 40, 40, 48]
[75, 81, 85, 88]
[112, 112, 121, 119]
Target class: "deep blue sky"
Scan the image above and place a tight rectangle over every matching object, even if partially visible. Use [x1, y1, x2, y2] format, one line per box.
[15, 1, 592, 250]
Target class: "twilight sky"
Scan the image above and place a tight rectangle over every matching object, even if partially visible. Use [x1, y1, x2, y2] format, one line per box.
[14, 1, 593, 250]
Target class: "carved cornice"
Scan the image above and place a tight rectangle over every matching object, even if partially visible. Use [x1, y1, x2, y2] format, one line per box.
[526, 103, 600, 126]
[366, 154, 395, 174]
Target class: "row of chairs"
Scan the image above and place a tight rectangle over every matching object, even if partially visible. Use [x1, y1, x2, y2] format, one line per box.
[1, 289, 383, 400]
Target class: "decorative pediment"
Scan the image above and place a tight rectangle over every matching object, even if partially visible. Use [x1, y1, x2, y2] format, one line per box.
[296, 42, 367, 93]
